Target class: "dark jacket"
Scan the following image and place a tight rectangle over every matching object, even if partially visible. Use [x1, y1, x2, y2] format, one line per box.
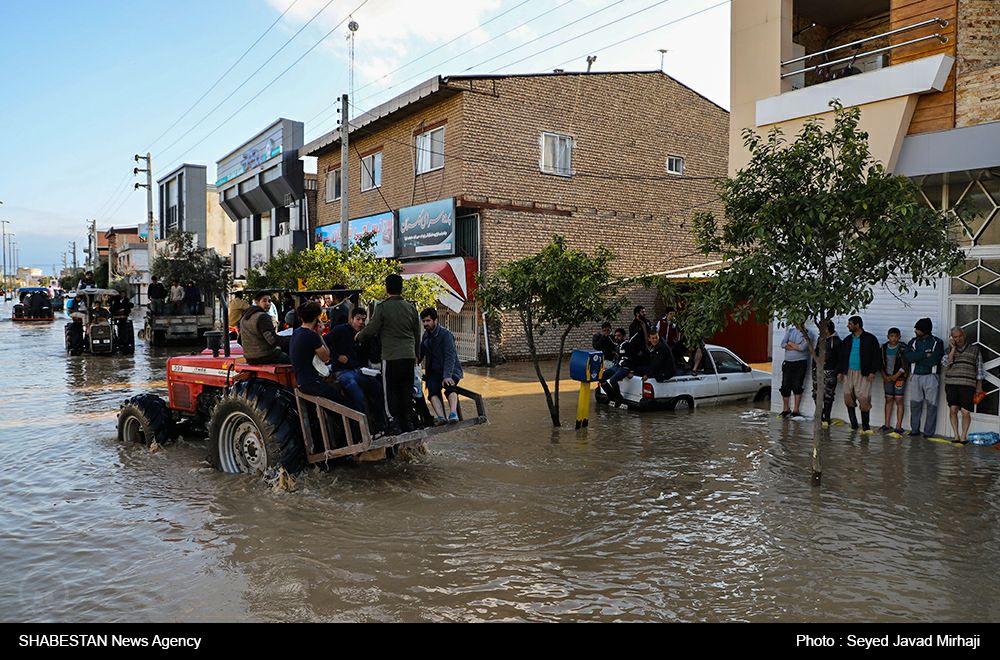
[881, 342, 910, 380]
[904, 335, 945, 375]
[421, 325, 463, 381]
[837, 331, 881, 376]
[646, 341, 676, 381]
[238, 305, 286, 360]
[326, 323, 364, 372]
[184, 285, 201, 306]
[618, 333, 647, 372]
[821, 334, 842, 370]
[592, 333, 617, 361]
[356, 297, 422, 361]
[148, 282, 167, 300]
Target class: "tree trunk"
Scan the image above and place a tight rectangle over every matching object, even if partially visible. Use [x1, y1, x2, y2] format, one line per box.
[811, 333, 827, 487]
[551, 326, 574, 428]
[523, 309, 558, 426]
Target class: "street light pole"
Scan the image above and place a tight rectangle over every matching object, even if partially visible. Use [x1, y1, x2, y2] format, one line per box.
[1, 220, 9, 300]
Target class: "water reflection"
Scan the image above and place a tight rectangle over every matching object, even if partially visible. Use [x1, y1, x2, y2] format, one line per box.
[1, 308, 999, 621]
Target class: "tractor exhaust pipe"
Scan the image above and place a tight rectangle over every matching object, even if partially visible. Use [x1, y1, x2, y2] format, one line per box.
[204, 330, 224, 358]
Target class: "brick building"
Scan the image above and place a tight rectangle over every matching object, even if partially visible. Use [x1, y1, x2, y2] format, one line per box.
[302, 71, 729, 360]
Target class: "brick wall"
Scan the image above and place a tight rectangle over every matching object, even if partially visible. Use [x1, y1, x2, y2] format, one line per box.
[310, 72, 728, 359]
[314, 93, 465, 228]
[956, 0, 1000, 126]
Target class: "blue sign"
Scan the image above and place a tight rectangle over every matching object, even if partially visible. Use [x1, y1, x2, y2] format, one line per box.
[315, 211, 395, 258]
[397, 198, 455, 259]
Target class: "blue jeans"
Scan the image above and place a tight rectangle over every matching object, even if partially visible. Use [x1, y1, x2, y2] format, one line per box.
[602, 366, 632, 399]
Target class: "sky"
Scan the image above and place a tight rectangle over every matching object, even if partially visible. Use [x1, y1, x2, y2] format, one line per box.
[0, 0, 730, 272]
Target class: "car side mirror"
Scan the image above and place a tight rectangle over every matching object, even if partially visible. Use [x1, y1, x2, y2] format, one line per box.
[743, 364, 751, 373]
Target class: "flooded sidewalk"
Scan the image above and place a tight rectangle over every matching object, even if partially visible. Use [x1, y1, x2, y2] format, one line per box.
[1, 312, 999, 622]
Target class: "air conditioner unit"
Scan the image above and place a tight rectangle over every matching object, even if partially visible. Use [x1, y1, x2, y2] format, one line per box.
[278, 223, 290, 236]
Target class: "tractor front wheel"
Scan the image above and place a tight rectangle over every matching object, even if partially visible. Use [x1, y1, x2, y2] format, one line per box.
[118, 394, 173, 446]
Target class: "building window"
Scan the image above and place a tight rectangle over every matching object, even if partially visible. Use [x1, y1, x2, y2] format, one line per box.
[540, 132, 573, 176]
[416, 127, 445, 174]
[667, 155, 685, 175]
[361, 152, 382, 191]
[325, 167, 341, 202]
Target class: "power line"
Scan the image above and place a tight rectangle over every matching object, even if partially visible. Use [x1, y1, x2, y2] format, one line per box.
[94, 172, 133, 218]
[547, 0, 730, 71]
[464, 0, 631, 73]
[143, 0, 303, 154]
[156, 0, 343, 166]
[159, 0, 372, 176]
[485, 0, 678, 74]
[312, 0, 578, 135]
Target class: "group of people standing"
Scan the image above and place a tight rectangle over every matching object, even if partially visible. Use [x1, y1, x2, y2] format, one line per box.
[234, 275, 464, 436]
[781, 316, 985, 443]
[147, 276, 202, 316]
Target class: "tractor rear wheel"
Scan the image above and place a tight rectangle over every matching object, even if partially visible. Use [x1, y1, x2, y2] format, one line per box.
[207, 379, 304, 475]
[118, 394, 173, 446]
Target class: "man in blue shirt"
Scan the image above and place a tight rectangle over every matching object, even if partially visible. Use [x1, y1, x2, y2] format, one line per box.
[420, 308, 464, 425]
[779, 323, 815, 419]
[289, 301, 343, 404]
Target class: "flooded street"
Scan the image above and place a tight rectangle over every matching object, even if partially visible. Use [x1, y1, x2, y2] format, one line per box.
[2, 306, 1000, 622]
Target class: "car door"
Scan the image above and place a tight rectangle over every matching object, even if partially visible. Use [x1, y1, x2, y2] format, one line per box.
[710, 349, 756, 400]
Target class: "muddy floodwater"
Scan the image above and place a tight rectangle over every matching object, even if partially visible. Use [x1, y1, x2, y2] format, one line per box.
[2, 306, 999, 622]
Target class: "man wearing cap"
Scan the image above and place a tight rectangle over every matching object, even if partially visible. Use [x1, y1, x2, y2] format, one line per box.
[904, 318, 945, 437]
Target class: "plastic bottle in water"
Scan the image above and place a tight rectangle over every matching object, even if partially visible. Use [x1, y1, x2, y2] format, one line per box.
[967, 431, 1000, 446]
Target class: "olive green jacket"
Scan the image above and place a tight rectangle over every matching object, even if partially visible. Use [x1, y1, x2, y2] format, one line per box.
[356, 296, 422, 361]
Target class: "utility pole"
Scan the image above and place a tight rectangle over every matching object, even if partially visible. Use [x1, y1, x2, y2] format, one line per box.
[134, 153, 155, 266]
[340, 93, 350, 250]
[1, 220, 9, 299]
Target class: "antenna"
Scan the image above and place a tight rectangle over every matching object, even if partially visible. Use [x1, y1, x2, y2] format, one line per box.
[586, 55, 597, 73]
[658, 48, 669, 71]
[347, 19, 359, 113]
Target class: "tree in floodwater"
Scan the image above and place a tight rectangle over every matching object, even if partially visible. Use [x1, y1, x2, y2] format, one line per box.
[690, 103, 963, 485]
[477, 235, 626, 427]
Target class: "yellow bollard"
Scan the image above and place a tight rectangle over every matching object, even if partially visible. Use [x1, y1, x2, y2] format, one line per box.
[576, 382, 591, 429]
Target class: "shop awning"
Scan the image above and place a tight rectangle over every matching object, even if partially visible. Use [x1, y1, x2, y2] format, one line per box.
[401, 257, 477, 313]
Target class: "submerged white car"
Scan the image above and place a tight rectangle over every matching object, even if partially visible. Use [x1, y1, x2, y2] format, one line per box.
[594, 344, 771, 411]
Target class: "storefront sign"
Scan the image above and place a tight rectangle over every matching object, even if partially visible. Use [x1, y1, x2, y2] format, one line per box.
[315, 211, 395, 258]
[216, 123, 284, 187]
[397, 198, 455, 259]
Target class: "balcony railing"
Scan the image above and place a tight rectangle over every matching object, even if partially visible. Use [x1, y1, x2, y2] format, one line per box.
[781, 17, 948, 80]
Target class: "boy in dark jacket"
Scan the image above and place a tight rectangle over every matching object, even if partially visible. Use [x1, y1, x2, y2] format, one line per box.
[592, 322, 617, 361]
[881, 327, 909, 434]
[420, 308, 464, 425]
[813, 320, 842, 427]
[837, 315, 880, 432]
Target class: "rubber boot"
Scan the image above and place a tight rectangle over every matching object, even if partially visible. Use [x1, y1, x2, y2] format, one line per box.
[860, 410, 872, 434]
[847, 407, 859, 430]
[822, 401, 833, 425]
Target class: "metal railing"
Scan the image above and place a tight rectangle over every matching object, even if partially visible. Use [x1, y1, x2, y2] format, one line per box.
[781, 17, 948, 79]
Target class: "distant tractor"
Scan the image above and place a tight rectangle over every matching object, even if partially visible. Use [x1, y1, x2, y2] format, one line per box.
[64, 288, 135, 356]
[117, 333, 488, 475]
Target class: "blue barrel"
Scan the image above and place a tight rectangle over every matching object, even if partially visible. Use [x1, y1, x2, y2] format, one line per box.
[569, 350, 604, 383]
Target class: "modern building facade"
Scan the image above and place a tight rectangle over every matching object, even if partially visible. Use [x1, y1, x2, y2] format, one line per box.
[156, 163, 235, 256]
[216, 118, 311, 278]
[731, 0, 1000, 431]
[302, 71, 729, 360]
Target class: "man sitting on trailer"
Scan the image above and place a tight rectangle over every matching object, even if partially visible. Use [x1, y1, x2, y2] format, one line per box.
[326, 307, 387, 430]
[290, 301, 347, 404]
[638, 333, 676, 382]
[238, 291, 290, 364]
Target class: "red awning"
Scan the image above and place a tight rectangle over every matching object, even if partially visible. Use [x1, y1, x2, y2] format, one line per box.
[401, 257, 477, 312]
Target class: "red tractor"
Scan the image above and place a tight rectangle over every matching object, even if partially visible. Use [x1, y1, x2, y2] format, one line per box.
[116, 331, 487, 475]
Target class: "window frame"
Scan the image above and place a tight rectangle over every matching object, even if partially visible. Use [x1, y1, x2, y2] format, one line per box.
[360, 151, 382, 192]
[539, 131, 574, 177]
[667, 155, 685, 176]
[325, 167, 342, 203]
[415, 126, 445, 175]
